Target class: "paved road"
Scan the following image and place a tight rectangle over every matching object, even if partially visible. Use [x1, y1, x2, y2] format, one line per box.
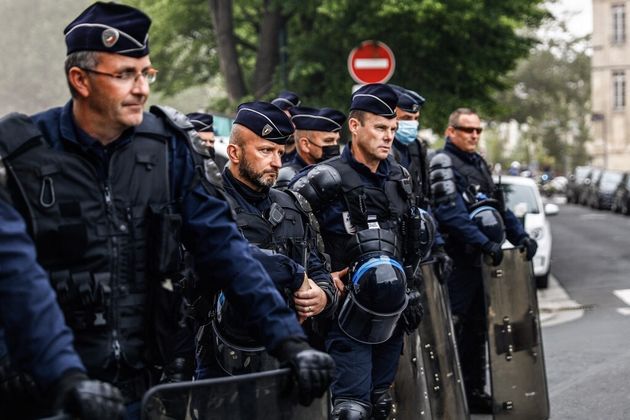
[540, 203, 630, 419]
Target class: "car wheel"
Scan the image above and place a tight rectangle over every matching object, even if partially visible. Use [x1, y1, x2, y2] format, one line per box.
[535, 272, 549, 289]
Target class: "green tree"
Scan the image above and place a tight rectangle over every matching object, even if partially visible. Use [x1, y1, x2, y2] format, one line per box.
[126, 0, 548, 127]
[495, 31, 591, 174]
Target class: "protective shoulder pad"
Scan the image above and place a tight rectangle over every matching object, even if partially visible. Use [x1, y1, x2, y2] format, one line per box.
[283, 189, 313, 214]
[290, 163, 341, 212]
[0, 113, 43, 158]
[429, 152, 457, 205]
[275, 165, 298, 191]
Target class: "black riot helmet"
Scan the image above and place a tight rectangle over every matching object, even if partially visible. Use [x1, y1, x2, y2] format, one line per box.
[469, 205, 506, 245]
[211, 292, 278, 375]
[338, 253, 408, 344]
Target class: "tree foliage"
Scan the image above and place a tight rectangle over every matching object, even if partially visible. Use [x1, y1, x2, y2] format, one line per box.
[124, 0, 548, 130]
[495, 30, 591, 174]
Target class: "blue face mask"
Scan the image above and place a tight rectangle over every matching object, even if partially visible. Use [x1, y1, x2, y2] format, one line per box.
[395, 120, 419, 145]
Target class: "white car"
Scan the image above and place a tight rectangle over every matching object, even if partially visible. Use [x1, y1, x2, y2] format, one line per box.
[493, 175, 559, 288]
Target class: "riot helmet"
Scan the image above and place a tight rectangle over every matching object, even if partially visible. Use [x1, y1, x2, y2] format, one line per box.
[211, 292, 278, 375]
[416, 208, 437, 261]
[469, 205, 506, 245]
[338, 252, 408, 344]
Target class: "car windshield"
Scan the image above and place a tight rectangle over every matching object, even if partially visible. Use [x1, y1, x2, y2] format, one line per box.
[600, 171, 623, 190]
[575, 166, 590, 182]
[502, 183, 540, 214]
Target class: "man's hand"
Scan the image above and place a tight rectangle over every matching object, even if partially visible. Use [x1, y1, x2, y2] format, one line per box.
[55, 372, 124, 420]
[273, 338, 335, 406]
[400, 289, 424, 334]
[294, 278, 327, 320]
[432, 246, 453, 284]
[481, 241, 503, 266]
[518, 236, 538, 261]
[331, 267, 349, 296]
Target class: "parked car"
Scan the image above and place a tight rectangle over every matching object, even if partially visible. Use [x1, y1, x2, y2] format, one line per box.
[566, 166, 591, 204]
[495, 175, 559, 289]
[589, 170, 625, 210]
[611, 173, 630, 214]
[579, 168, 602, 206]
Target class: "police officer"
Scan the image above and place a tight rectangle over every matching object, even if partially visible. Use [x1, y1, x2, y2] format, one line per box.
[271, 91, 301, 164]
[390, 86, 452, 279]
[187, 112, 228, 169]
[291, 84, 425, 420]
[194, 102, 337, 379]
[275, 106, 346, 190]
[430, 108, 538, 414]
[0, 2, 333, 417]
[0, 188, 124, 419]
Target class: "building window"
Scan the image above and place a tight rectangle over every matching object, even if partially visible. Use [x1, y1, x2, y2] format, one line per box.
[612, 4, 626, 44]
[613, 71, 626, 110]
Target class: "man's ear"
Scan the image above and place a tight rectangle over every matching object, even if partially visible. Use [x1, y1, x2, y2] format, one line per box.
[67, 67, 91, 98]
[348, 117, 360, 134]
[226, 143, 241, 164]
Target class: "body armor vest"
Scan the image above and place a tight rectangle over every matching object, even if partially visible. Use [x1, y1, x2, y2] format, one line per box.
[393, 140, 429, 206]
[443, 149, 495, 196]
[226, 189, 311, 266]
[0, 112, 177, 376]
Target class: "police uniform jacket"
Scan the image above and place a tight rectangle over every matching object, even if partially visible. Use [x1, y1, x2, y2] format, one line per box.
[433, 139, 527, 263]
[0, 194, 85, 389]
[0, 102, 305, 383]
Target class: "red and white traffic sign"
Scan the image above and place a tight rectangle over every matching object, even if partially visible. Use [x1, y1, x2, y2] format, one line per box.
[347, 40, 396, 85]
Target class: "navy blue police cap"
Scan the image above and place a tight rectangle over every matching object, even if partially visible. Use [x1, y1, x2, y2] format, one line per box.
[390, 85, 426, 113]
[271, 91, 301, 111]
[290, 106, 347, 133]
[64, 2, 151, 57]
[350, 83, 398, 118]
[187, 112, 214, 133]
[234, 101, 295, 144]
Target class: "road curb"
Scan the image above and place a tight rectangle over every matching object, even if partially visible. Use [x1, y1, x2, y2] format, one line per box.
[537, 274, 585, 327]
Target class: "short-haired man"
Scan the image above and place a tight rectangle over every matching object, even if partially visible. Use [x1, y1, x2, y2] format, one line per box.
[0, 2, 333, 417]
[275, 106, 346, 189]
[430, 108, 538, 414]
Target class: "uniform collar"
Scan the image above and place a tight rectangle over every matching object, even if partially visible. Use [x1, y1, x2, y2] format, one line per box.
[445, 137, 479, 164]
[342, 142, 390, 183]
[291, 153, 309, 169]
[222, 167, 270, 209]
[59, 100, 134, 151]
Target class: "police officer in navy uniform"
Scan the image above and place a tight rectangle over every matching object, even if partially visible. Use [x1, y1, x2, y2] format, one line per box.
[275, 106, 346, 190]
[271, 91, 301, 164]
[0, 185, 124, 419]
[0, 2, 333, 417]
[186, 112, 228, 170]
[291, 84, 425, 420]
[430, 108, 538, 414]
[194, 102, 337, 379]
[390, 86, 453, 279]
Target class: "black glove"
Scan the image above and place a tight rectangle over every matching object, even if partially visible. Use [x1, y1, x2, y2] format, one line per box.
[518, 237, 538, 261]
[432, 246, 453, 284]
[481, 241, 503, 266]
[272, 338, 335, 406]
[0, 356, 42, 416]
[160, 357, 193, 384]
[54, 371, 124, 420]
[400, 289, 424, 334]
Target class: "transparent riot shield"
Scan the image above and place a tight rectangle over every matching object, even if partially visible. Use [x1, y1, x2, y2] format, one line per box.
[481, 247, 550, 420]
[391, 329, 432, 419]
[141, 368, 329, 420]
[417, 260, 469, 419]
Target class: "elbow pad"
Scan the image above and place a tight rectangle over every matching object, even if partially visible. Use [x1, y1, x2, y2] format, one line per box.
[429, 153, 457, 206]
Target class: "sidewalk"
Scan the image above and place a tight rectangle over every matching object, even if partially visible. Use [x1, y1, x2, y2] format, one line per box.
[537, 274, 585, 327]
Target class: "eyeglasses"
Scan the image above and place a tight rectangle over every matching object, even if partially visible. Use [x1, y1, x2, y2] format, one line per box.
[452, 126, 483, 134]
[79, 67, 158, 85]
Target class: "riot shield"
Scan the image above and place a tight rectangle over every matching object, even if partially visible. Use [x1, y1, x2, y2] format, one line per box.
[141, 368, 329, 420]
[417, 260, 469, 419]
[391, 329, 432, 419]
[482, 247, 550, 420]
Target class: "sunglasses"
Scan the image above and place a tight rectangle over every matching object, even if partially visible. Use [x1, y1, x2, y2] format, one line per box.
[452, 126, 483, 134]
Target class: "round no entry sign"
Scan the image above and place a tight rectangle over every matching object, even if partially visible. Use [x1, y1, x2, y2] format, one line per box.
[347, 40, 396, 84]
